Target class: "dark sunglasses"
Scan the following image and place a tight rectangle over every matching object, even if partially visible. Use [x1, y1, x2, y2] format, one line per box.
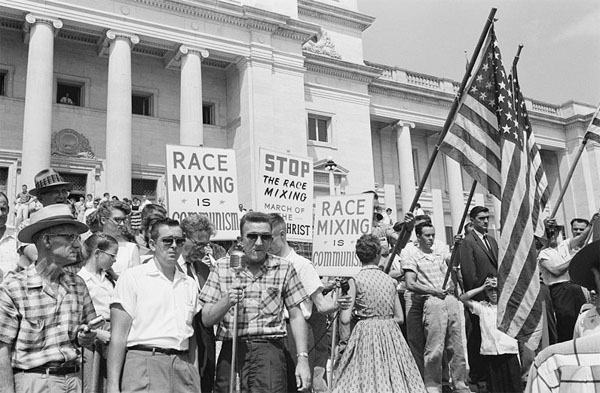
[110, 216, 129, 224]
[159, 236, 187, 247]
[246, 233, 273, 242]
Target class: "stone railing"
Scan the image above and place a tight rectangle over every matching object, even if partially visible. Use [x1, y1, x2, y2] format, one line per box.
[529, 100, 560, 116]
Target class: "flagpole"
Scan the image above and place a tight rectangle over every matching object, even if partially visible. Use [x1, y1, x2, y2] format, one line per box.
[384, 7, 498, 273]
[548, 139, 588, 219]
[442, 180, 477, 289]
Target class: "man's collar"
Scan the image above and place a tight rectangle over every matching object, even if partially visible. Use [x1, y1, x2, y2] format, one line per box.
[474, 229, 487, 238]
[147, 257, 187, 282]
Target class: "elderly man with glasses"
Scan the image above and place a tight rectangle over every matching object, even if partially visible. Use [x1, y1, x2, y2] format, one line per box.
[0, 204, 98, 393]
[107, 217, 201, 393]
[200, 211, 312, 392]
[180, 214, 227, 393]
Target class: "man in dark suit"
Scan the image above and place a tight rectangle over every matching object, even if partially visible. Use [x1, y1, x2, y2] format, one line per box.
[459, 206, 498, 390]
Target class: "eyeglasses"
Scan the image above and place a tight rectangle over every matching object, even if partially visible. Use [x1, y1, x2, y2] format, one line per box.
[109, 216, 129, 225]
[46, 233, 81, 243]
[99, 249, 117, 259]
[189, 238, 210, 248]
[159, 236, 187, 248]
[245, 233, 273, 242]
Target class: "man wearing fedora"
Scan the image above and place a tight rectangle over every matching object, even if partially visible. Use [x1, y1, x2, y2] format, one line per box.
[0, 204, 98, 393]
[18, 169, 73, 267]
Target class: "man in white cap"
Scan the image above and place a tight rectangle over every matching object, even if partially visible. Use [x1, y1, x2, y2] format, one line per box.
[0, 204, 98, 393]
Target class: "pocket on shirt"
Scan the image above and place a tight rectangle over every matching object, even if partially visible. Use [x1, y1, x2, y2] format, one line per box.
[260, 287, 281, 315]
[20, 318, 46, 349]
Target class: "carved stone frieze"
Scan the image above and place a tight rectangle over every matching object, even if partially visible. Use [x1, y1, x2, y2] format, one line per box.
[51, 129, 96, 159]
[303, 32, 341, 59]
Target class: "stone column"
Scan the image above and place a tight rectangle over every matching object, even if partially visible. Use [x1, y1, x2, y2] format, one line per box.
[105, 30, 139, 198]
[445, 155, 465, 233]
[179, 45, 209, 146]
[20, 14, 62, 187]
[395, 121, 416, 214]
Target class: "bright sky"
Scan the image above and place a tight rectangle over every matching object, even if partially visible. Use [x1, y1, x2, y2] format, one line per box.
[358, 0, 600, 107]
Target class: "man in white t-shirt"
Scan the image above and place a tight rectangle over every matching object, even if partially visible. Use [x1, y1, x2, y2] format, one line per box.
[107, 218, 200, 393]
[268, 213, 350, 391]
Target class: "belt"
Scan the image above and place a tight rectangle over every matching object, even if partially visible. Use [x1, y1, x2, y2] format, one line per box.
[128, 345, 188, 355]
[238, 336, 285, 345]
[13, 364, 80, 375]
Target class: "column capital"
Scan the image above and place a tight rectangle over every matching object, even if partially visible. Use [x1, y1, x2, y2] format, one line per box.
[99, 30, 139, 56]
[106, 30, 140, 44]
[179, 45, 209, 59]
[392, 120, 415, 131]
[24, 13, 62, 43]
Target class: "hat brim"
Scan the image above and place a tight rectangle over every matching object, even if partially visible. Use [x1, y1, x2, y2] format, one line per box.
[29, 182, 72, 197]
[18, 217, 88, 243]
[568, 240, 600, 290]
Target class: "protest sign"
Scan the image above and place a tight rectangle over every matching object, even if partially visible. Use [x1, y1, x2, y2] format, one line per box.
[312, 194, 373, 277]
[257, 148, 313, 242]
[166, 145, 240, 240]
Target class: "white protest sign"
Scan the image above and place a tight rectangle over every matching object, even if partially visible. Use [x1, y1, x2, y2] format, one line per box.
[257, 148, 313, 242]
[312, 194, 373, 277]
[166, 145, 240, 240]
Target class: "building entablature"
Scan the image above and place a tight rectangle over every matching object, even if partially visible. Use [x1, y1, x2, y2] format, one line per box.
[0, 0, 320, 66]
[304, 51, 381, 83]
[297, 0, 374, 32]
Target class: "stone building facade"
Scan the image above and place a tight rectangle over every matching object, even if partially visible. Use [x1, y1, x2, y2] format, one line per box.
[0, 0, 596, 241]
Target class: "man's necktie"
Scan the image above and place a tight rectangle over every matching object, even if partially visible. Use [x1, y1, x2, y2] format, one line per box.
[185, 261, 195, 279]
[483, 233, 492, 253]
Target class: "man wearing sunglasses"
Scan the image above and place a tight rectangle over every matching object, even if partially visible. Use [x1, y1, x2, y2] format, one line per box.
[0, 204, 97, 393]
[200, 211, 312, 392]
[107, 217, 201, 393]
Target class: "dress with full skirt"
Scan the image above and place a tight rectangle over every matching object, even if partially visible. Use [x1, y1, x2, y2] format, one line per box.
[333, 266, 426, 393]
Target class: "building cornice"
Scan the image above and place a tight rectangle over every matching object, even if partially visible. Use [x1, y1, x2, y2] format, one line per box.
[369, 80, 455, 109]
[304, 52, 381, 83]
[297, 0, 374, 32]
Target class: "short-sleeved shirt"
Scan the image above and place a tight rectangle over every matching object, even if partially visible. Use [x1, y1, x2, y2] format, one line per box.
[538, 242, 572, 286]
[403, 246, 449, 292]
[0, 264, 96, 369]
[199, 254, 308, 341]
[111, 259, 199, 350]
[285, 249, 323, 319]
[78, 267, 115, 320]
[573, 305, 600, 339]
[469, 301, 518, 355]
[0, 227, 18, 280]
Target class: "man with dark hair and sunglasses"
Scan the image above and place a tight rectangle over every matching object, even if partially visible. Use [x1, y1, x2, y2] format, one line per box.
[107, 218, 202, 393]
[200, 211, 312, 393]
[0, 204, 97, 393]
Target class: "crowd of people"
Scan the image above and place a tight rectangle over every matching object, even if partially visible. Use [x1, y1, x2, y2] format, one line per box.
[0, 167, 599, 393]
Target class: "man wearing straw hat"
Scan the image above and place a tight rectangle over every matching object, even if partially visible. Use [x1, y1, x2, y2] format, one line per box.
[0, 204, 97, 393]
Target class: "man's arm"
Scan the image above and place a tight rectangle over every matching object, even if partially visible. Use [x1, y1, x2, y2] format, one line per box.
[106, 304, 132, 393]
[569, 213, 600, 250]
[0, 342, 14, 393]
[405, 271, 447, 298]
[288, 305, 311, 392]
[201, 286, 242, 327]
[538, 255, 570, 277]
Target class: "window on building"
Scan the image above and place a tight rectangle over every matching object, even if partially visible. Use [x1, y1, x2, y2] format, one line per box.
[0, 167, 8, 196]
[203, 103, 215, 125]
[0, 71, 6, 96]
[56, 81, 83, 106]
[308, 114, 330, 143]
[58, 172, 87, 199]
[132, 93, 152, 116]
[131, 178, 157, 200]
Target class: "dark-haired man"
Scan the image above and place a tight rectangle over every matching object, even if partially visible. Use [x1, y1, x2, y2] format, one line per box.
[0, 192, 18, 280]
[404, 222, 469, 393]
[107, 218, 201, 393]
[200, 211, 312, 392]
[458, 205, 498, 388]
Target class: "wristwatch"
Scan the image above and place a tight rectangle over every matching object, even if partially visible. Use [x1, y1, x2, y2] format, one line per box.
[297, 352, 309, 358]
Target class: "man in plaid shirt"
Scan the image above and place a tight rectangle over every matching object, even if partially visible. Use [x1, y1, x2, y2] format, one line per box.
[200, 211, 312, 392]
[0, 204, 97, 393]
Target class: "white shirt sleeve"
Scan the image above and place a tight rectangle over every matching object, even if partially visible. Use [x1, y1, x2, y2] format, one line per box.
[111, 269, 138, 318]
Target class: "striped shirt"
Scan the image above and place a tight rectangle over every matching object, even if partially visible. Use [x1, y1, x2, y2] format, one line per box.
[199, 254, 308, 341]
[0, 264, 96, 368]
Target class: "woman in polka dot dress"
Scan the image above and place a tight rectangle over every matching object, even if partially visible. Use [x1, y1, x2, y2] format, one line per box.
[333, 234, 426, 393]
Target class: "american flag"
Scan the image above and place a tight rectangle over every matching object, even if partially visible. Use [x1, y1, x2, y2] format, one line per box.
[440, 26, 543, 341]
[585, 104, 600, 144]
